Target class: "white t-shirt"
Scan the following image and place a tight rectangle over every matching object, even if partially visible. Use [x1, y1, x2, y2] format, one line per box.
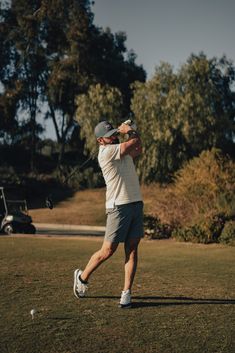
[98, 144, 142, 209]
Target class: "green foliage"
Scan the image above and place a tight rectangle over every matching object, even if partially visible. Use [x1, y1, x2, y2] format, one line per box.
[131, 63, 182, 182]
[219, 221, 235, 245]
[75, 83, 123, 154]
[178, 54, 235, 153]
[0, 165, 22, 186]
[0, 0, 48, 169]
[55, 165, 103, 189]
[172, 213, 226, 244]
[89, 28, 146, 113]
[0, 83, 22, 141]
[143, 214, 172, 239]
[172, 225, 207, 244]
[0, 0, 145, 171]
[131, 54, 235, 183]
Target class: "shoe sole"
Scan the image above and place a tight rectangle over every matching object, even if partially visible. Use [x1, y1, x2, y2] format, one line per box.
[118, 303, 132, 309]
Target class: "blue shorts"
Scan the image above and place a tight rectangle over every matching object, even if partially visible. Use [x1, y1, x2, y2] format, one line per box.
[105, 201, 144, 243]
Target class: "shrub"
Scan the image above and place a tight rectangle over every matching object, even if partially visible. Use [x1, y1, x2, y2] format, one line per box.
[173, 148, 235, 222]
[74, 167, 104, 189]
[54, 166, 104, 189]
[148, 149, 235, 229]
[172, 213, 226, 244]
[219, 221, 235, 245]
[144, 214, 172, 239]
[172, 225, 208, 244]
[0, 165, 22, 185]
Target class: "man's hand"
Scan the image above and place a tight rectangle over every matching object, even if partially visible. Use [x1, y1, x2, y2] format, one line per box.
[119, 124, 142, 158]
[117, 123, 132, 135]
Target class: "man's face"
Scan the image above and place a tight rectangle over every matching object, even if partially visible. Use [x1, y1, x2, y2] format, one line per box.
[98, 135, 119, 145]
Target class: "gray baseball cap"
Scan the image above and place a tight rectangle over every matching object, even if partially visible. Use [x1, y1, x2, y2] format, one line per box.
[94, 121, 118, 138]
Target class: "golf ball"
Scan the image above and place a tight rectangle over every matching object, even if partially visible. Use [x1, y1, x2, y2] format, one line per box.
[30, 309, 36, 318]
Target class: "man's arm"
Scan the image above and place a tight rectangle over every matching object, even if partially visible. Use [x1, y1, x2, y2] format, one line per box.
[118, 123, 142, 158]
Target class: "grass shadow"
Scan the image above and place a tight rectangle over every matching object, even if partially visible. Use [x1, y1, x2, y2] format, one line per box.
[87, 295, 235, 309]
[47, 316, 75, 320]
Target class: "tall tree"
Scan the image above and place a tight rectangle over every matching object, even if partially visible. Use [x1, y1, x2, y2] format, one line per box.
[75, 83, 123, 154]
[131, 53, 235, 183]
[43, 2, 145, 164]
[88, 27, 146, 113]
[0, 2, 21, 142]
[0, 0, 47, 170]
[40, 0, 95, 165]
[32, 1, 146, 165]
[131, 63, 186, 182]
[1, 0, 146, 171]
[178, 53, 235, 155]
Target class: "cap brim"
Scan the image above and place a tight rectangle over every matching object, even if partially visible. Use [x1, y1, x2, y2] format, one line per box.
[103, 128, 118, 137]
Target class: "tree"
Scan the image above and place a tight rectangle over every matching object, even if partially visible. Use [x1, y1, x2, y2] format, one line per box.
[0, 0, 47, 170]
[178, 53, 235, 155]
[1, 0, 146, 172]
[44, 9, 145, 165]
[0, 3, 20, 142]
[75, 83, 123, 154]
[131, 62, 186, 182]
[0, 85, 21, 143]
[131, 54, 235, 183]
[40, 0, 96, 166]
[88, 27, 146, 113]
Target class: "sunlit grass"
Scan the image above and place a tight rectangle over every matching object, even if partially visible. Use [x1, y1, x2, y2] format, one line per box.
[30, 188, 107, 225]
[0, 237, 234, 353]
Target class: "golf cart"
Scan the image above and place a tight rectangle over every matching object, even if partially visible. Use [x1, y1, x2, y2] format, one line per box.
[0, 187, 36, 235]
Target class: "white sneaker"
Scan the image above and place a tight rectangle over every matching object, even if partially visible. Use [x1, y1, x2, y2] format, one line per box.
[119, 289, 132, 308]
[73, 269, 88, 298]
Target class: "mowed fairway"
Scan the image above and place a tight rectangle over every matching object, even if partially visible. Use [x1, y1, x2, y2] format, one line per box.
[0, 237, 234, 353]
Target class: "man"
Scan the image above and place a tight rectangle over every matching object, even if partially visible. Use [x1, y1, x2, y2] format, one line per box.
[73, 120, 144, 308]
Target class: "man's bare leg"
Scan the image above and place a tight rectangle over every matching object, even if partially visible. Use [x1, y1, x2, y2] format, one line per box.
[123, 238, 141, 291]
[80, 240, 119, 282]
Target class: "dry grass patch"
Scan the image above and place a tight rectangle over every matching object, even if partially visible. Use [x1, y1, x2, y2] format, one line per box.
[30, 188, 106, 225]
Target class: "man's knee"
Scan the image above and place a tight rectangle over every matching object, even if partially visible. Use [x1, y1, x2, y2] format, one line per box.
[100, 242, 118, 260]
[102, 248, 115, 259]
[125, 238, 140, 258]
[125, 238, 140, 251]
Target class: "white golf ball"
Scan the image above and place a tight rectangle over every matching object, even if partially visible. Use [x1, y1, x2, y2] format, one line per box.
[30, 309, 36, 318]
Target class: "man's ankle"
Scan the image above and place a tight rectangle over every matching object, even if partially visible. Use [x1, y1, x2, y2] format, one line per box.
[79, 274, 88, 284]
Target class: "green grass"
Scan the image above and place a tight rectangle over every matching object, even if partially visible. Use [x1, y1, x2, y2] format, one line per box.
[0, 237, 234, 353]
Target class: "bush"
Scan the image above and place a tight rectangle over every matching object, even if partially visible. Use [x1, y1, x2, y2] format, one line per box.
[172, 213, 226, 244]
[172, 225, 208, 244]
[219, 221, 235, 245]
[149, 149, 235, 229]
[54, 166, 104, 189]
[144, 214, 172, 239]
[173, 148, 235, 222]
[0, 165, 22, 185]
[70, 167, 104, 189]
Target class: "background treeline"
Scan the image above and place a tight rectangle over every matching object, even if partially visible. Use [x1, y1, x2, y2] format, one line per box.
[1, 0, 235, 243]
[76, 55, 235, 183]
[0, 0, 145, 174]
